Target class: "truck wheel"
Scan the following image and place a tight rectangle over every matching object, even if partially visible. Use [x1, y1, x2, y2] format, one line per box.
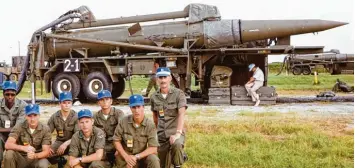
[52, 73, 81, 99]
[83, 72, 112, 100]
[292, 67, 302, 75]
[9, 74, 17, 81]
[302, 67, 311, 75]
[330, 64, 341, 75]
[112, 77, 126, 98]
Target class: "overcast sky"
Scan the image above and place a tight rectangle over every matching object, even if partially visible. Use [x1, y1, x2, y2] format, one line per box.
[0, 0, 353, 63]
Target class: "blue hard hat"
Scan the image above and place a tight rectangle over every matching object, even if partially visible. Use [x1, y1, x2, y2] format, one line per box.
[97, 90, 112, 100]
[25, 104, 40, 115]
[2, 81, 17, 91]
[248, 64, 256, 71]
[156, 67, 171, 77]
[59, 91, 73, 102]
[129, 94, 144, 107]
[78, 109, 93, 119]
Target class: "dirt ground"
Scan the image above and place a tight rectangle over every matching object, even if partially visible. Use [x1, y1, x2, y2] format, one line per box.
[39, 102, 354, 123]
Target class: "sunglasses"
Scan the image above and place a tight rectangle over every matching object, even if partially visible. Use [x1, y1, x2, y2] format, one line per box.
[4, 93, 16, 97]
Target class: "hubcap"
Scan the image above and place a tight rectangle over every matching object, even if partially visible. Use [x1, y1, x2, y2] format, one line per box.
[88, 79, 103, 95]
[58, 79, 72, 92]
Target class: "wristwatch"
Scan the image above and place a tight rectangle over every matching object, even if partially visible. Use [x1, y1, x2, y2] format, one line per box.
[135, 154, 141, 160]
[79, 157, 82, 163]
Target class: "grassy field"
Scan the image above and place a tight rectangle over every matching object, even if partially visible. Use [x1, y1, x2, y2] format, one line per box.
[6, 73, 353, 99]
[45, 110, 353, 168]
[268, 73, 353, 91]
[183, 111, 354, 168]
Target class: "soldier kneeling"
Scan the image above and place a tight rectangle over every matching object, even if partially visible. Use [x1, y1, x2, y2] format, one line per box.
[113, 94, 160, 168]
[67, 109, 109, 168]
[4, 104, 51, 168]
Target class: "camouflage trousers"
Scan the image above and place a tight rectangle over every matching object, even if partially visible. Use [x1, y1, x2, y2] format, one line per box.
[4, 150, 50, 168]
[116, 154, 160, 168]
[158, 135, 186, 168]
[146, 75, 158, 95]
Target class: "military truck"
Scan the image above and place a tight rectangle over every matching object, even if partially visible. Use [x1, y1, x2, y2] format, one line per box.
[16, 3, 346, 105]
[278, 50, 354, 75]
[0, 56, 26, 81]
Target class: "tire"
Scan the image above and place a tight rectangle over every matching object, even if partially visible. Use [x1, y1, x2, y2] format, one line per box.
[292, 67, 302, 75]
[112, 77, 126, 98]
[83, 72, 112, 100]
[52, 73, 81, 99]
[330, 64, 341, 75]
[302, 67, 311, 75]
[9, 74, 17, 81]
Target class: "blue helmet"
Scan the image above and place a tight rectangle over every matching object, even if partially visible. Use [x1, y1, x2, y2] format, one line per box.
[59, 92, 73, 102]
[248, 64, 256, 71]
[25, 104, 40, 115]
[78, 109, 93, 119]
[97, 90, 112, 100]
[156, 67, 171, 77]
[129, 94, 144, 107]
[2, 81, 17, 91]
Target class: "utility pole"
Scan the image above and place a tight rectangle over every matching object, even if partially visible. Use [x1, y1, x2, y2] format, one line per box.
[18, 41, 20, 56]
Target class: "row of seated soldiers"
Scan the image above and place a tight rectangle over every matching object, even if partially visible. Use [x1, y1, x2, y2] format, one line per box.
[0, 67, 188, 168]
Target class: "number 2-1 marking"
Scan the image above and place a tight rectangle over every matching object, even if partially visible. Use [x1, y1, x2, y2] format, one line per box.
[64, 59, 80, 72]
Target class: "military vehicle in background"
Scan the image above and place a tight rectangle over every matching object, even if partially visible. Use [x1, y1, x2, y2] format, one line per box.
[16, 3, 347, 105]
[277, 50, 354, 75]
[0, 56, 26, 81]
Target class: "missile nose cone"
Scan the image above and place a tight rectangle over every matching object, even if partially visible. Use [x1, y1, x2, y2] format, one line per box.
[308, 20, 348, 31]
[240, 19, 348, 42]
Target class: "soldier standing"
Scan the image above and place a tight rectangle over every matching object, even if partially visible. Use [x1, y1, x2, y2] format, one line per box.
[113, 94, 160, 168]
[144, 62, 160, 97]
[0, 81, 27, 167]
[67, 109, 109, 168]
[150, 67, 187, 168]
[245, 63, 264, 106]
[47, 92, 79, 165]
[94, 90, 124, 166]
[4, 104, 51, 168]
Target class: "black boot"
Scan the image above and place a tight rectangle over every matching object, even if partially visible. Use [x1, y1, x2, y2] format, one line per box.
[58, 156, 67, 168]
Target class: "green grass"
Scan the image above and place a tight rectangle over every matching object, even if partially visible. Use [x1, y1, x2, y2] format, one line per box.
[268, 74, 354, 91]
[184, 116, 354, 168]
[45, 111, 353, 168]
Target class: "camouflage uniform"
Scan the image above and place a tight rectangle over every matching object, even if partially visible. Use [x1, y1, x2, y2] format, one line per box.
[145, 62, 159, 97]
[47, 110, 79, 163]
[0, 98, 27, 165]
[113, 115, 160, 168]
[150, 87, 187, 168]
[93, 107, 124, 165]
[146, 75, 158, 96]
[68, 126, 109, 168]
[3, 120, 51, 168]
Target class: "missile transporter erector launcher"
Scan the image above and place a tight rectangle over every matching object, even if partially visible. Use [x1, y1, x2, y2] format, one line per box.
[284, 50, 354, 75]
[17, 3, 347, 104]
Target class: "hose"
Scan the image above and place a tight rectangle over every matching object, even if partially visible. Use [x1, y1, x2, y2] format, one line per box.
[275, 56, 287, 76]
[16, 13, 81, 94]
